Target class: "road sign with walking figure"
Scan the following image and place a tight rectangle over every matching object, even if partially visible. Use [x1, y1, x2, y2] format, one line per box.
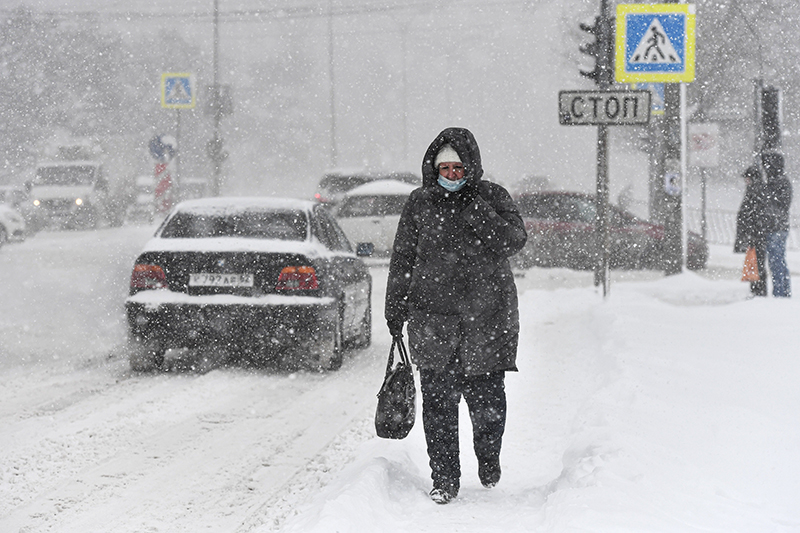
[161, 73, 196, 109]
[615, 4, 695, 83]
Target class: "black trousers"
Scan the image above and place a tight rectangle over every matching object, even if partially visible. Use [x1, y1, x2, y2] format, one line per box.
[751, 241, 768, 296]
[419, 364, 506, 491]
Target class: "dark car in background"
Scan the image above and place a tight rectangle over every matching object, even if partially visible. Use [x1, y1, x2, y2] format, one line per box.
[512, 191, 708, 271]
[125, 197, 372, 372]
[314, 169, 420, 206]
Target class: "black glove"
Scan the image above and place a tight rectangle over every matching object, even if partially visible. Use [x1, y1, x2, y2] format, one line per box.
[387, 320, 404, 339]
[461, 179, 479, 204]
[452, 180, 479, 211]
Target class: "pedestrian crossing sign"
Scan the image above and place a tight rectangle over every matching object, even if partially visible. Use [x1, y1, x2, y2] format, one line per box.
[161, 73, 196, 109]
[615, 4, 695, 83]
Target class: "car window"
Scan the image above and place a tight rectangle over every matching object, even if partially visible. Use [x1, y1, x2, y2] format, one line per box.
[35, 165, 97, 186]
[516, 195, 552, 219]
[569, 198, 596, 223]
[319, 175, 371, 196]
[160, 210, 308, 240]
[337, 196, 377, 217]
[382, 195, 409, 215]
[336, 195, 408, 218]
[517, 195, 596, 223]
[312, 207, 352, 252]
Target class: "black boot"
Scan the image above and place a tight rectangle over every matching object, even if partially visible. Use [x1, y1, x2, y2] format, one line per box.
[430, 481, 459, 504]
[479, 459, 501, 488]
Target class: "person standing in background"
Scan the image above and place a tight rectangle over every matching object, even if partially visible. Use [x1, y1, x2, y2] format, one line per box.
[735, 166, 768, 297]
[762, 153, 792, 297]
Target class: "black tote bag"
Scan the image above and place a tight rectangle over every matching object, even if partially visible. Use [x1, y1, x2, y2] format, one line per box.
[375, 338, 416, 439]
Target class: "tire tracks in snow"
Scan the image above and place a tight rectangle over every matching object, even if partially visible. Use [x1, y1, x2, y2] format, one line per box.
[0, 345, 385, 532]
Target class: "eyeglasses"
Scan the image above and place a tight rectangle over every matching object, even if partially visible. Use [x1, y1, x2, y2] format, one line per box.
[438, 163, 465, 176]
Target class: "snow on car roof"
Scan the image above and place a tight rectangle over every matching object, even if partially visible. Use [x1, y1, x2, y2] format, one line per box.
[343, 179, 418, 197]
[173, 196, 316, 214]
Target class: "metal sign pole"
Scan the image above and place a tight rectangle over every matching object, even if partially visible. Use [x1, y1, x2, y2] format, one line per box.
[175, 109, 181, 200]
[595, 123, 610, 296]
[594, 0, 612, 296]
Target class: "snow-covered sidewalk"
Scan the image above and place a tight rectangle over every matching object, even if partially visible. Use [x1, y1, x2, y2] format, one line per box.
[274, 246, 800, 532]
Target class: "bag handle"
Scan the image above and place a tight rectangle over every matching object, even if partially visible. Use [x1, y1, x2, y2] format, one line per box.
[386, 337, 412, 375]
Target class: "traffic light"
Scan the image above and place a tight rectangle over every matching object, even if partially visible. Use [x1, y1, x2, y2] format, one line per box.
[761, 86, 781, 151]
[579, 17, 601, 84]
[579, 15, 614, 87]
[206, 136, 228, 164]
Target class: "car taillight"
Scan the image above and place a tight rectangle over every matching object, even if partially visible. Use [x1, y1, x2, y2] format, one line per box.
[275, 266, 319, 290]
[130, 264, 167, 290]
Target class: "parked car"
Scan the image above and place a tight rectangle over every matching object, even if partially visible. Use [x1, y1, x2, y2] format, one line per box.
[334, 179, 417, 256]
[0, 204, 27, 248]
[125, 197, 372, 372]
[512, 191, 708, 271]
[314, 169, 420, 206]
[0, 184, 28, 209]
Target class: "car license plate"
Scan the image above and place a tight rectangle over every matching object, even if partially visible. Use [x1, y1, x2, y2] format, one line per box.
[189, 273, 254, 287]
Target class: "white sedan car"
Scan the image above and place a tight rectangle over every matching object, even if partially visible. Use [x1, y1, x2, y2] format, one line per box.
[0, 204, 26, 249]
[334, 179, 417, 257]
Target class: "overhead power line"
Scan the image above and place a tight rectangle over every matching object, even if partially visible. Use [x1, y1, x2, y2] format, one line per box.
[0, 0, 535, 24]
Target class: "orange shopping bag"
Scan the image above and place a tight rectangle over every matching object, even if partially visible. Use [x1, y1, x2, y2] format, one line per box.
[741, 247, 760, 282]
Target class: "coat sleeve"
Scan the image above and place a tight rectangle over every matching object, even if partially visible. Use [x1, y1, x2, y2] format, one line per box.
[385, 194, 419, 325]
[734, 193, 754, 253]
[461, 184, 527, 258]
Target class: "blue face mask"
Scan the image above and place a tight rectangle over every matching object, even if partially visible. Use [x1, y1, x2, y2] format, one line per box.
[438, 175, 467, 192]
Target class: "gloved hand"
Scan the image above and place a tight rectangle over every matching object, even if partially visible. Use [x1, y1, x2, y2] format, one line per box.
[452, 179, 479, 211]
[387, 320, 404, 339]
[460, 179, 479, 204]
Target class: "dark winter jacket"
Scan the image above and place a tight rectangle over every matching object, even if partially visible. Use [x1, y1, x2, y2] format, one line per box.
[385, 128, 527, 375]
[734, 166, 768, 253]
[762, 153, 792, 234]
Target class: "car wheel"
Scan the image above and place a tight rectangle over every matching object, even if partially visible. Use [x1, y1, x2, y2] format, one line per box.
[129, 336, 165, 372]
[353, 301, 372, 349]
[687, 251, 707, 271]
[348, 285, 372, 349]
[314, 309, 343, 372]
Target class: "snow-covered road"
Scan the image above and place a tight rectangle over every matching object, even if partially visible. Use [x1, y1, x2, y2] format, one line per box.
[0, 226, 388, 532]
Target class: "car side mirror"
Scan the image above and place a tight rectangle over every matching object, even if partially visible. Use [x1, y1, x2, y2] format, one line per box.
[356, 242, 374, 257]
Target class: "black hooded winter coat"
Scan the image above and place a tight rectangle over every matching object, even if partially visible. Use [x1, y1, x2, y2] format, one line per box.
[734, 166, 768, 253]
[385, 128, 527, 376]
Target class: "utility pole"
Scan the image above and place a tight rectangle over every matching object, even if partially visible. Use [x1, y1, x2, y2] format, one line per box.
[328, 0, 338, 169]
[206, 0, 228, 197]
[579, 0, 614, 296]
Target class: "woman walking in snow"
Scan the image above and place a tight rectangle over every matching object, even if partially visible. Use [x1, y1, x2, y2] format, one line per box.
[384, 127, 527, 504]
